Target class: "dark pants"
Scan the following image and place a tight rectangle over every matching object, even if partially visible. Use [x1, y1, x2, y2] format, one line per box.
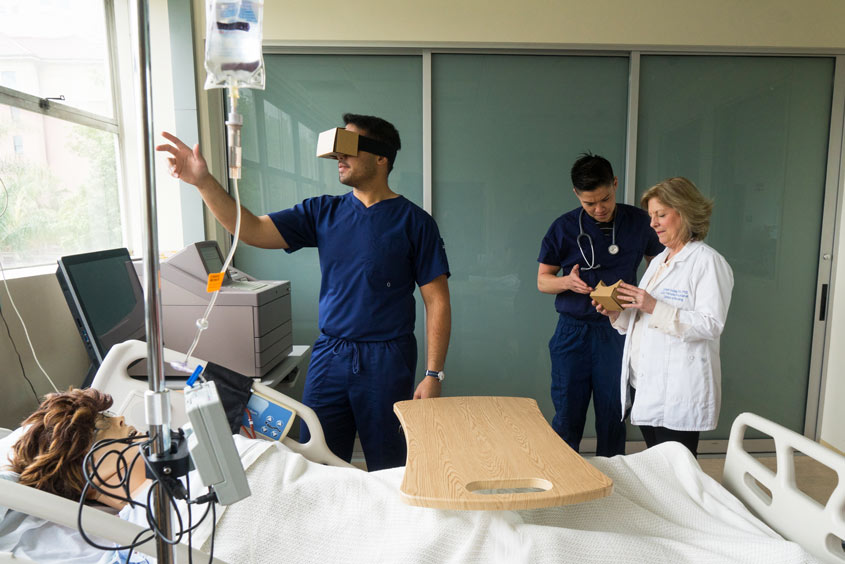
[300, 333, 416, 471]
[639, 425, 701, 458]
[549, 313, 626, 457]
[630, 387, 701, 457]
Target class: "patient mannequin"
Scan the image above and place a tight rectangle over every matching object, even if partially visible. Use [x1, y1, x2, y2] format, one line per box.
[10, 388, 148, 509]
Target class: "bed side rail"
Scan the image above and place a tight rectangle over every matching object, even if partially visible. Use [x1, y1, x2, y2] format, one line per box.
[92, 340, 354, 469]
[252, 382, 355, 468]
[723, 412, 845, 564]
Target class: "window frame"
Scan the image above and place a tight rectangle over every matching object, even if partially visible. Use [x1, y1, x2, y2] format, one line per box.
[0, 0, 142, 271]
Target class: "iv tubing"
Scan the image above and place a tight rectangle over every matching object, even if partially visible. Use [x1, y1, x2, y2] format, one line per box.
[182, 85, 244, 366]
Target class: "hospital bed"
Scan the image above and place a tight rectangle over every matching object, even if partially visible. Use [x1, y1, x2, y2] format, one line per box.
[0, 340, 352, 563]
[0, 342, 842, 563]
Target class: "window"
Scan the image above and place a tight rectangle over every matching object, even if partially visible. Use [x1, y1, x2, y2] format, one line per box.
[0, 0, 122, 269]
[0, 71, 16, 89]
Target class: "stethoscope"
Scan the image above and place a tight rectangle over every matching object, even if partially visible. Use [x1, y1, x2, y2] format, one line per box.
[577, 208, 619, 271]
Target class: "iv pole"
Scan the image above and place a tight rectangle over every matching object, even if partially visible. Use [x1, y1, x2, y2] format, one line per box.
[130, 0, 175, 561]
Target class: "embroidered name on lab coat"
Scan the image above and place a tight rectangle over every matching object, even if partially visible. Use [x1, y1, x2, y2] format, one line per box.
[659, 288, 689, 302]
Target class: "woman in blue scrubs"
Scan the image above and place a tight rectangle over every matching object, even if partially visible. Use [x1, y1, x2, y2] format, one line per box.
[538, 154, 662, 456]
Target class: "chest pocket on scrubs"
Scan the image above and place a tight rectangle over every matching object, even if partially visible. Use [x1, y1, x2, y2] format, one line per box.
[367, 234, 412, 290]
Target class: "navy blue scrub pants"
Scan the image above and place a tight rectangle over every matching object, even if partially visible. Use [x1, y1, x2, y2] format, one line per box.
[300, 333, 416, 471]
[549, 313, 626, 456]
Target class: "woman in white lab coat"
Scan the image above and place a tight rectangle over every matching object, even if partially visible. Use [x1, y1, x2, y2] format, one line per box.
[593, 177, 733, 457]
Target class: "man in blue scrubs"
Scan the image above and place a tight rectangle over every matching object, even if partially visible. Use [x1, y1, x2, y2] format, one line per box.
[537, 153, 661, 456]
[157, 114, 451, 471]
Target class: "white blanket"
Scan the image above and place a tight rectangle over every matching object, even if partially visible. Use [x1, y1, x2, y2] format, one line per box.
[207, 441, 819, 564]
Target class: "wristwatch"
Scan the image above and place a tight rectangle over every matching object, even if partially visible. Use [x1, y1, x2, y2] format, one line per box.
[425, 369, 445, 382]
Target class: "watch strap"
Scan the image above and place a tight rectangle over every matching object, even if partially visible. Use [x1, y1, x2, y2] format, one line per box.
[425, 369, 445, 382]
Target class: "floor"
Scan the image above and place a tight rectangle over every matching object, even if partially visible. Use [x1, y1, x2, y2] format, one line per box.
[697, 454, 838, 506]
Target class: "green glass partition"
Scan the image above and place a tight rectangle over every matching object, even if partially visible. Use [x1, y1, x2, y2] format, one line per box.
[231, 51, 834, 447]
[432, 54, 630, 430]
[636, 56, 834, 437]
[234, 55, 424, 392]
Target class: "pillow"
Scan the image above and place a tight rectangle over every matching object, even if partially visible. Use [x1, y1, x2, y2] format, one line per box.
[0, 427, 25, 471]
[0, 427, 148, 563]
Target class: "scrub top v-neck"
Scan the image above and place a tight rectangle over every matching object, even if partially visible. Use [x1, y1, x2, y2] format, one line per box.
[538, 203, 663, 322]
[269, 192, 450, 341]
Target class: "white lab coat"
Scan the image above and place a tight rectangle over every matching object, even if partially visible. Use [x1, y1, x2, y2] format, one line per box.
[613, 240, 734, 431]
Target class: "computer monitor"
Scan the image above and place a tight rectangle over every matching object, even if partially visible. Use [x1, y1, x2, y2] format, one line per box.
[194, 240, 231, 281]
[56, 248, 145, 387]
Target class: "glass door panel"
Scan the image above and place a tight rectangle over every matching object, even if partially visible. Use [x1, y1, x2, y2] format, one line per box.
[636, 55, 834, 437]
[432, 54, 630, 432]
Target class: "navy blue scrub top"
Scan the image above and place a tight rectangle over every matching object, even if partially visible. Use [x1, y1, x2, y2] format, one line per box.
[538, 203, 662, 322]
[269, 192, 450, 341]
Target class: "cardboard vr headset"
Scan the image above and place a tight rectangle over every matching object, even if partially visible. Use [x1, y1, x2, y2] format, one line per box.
[590, 280, 625, 312]
[316, 128, 397, 162]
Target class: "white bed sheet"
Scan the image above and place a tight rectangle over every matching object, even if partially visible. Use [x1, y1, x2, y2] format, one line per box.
[208, 440, 819, 564]
[118, 434, 272, 552]
[0, 429, 824, 564]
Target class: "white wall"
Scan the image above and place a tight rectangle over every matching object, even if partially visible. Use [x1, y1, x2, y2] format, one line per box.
[147, 0, 182, 253]
[259, 0, 845, 50]
[0, 274, 90, 429]
[821, 176, 845, 454]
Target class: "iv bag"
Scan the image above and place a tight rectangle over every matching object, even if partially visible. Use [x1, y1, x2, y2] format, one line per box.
[204, 0, 265, 90]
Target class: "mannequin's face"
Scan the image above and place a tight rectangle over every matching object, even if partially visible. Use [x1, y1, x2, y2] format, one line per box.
[90, 414, 147, 508]
[95, 414, 137, 441]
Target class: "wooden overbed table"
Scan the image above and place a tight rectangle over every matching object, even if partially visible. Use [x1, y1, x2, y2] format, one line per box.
[394, 396, 613, 510]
